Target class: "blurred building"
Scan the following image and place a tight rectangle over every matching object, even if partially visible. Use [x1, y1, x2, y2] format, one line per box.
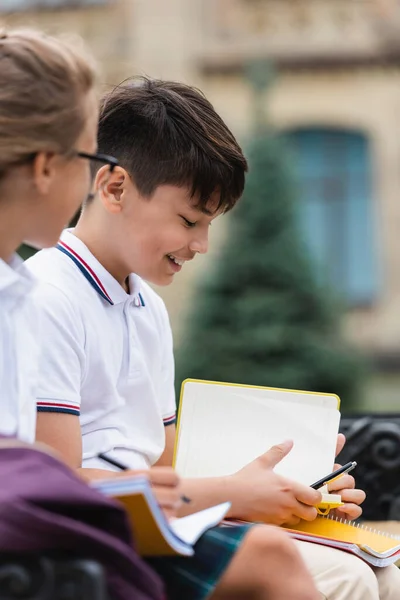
[0, 0, 136, 85]
[3, 0, 400, 407]
[191, 0, 400, 410]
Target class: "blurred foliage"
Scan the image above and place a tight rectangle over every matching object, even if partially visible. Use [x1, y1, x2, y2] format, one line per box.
[175, 132, 364, 412]
[17, 243, 37, 261]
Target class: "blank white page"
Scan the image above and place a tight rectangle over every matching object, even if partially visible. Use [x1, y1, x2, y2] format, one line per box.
[175, 381, 340, 486]
[170, 502, 231, 545]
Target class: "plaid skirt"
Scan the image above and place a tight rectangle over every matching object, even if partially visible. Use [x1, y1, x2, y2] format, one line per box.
[146, 524, 253, 600]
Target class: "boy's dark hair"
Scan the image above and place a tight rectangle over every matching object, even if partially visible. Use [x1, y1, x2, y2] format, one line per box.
[97, 77, 248, 212]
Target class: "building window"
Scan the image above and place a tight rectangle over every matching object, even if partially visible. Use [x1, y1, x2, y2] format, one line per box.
[286, 128, 377, 306]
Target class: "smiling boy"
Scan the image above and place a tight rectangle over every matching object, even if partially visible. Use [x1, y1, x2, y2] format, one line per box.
[27, 78, 400, 600]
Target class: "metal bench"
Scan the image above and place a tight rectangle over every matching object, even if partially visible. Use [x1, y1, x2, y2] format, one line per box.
[1, 413, 398, 599]
[0, 555, 108, 600]
[339, 413, 400, 521]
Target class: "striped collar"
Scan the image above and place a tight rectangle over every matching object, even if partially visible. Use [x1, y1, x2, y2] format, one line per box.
[56, 230, 145, 307]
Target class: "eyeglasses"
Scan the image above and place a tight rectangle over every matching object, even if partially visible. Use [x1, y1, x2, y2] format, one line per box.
[75, 151, 119, 175]
[14, 150, 119, 178]
[13, 149, 119, 202]
[74, 151, 119, 203]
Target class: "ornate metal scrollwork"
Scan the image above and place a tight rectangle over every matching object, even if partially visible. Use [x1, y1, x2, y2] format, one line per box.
[0, 556, 54, 600]
[339, 414, 400, 521]
[0, 556, 107, 600]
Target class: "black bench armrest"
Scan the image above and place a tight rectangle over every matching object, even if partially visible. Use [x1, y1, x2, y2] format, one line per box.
[339, 414, 400, 521]
[0, 555, 108, 600]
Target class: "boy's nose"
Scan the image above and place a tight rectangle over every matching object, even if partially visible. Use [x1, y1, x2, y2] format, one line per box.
[189, 234, 209, 255]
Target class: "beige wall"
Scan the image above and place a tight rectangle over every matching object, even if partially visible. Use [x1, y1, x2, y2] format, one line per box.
[129, 0, 202, 84]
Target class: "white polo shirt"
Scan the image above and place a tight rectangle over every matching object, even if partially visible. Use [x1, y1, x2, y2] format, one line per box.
[0, 254, 39, 442]
[26, 229, 176, 470]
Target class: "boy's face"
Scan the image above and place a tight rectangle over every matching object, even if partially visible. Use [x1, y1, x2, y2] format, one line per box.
[110, 174, 222, 286]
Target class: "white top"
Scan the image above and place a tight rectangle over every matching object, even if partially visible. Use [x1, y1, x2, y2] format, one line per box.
[26, 229, 176, 470]
[0, 253, 39, 442]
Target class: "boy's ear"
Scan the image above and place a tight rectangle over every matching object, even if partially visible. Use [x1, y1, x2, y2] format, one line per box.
[97, 166, 127, 212]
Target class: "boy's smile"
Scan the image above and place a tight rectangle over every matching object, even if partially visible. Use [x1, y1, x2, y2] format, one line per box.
[166, 254, 187, 272]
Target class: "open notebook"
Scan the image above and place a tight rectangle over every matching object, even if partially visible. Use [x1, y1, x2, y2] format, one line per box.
[92, 475, 230, 557]
[174, 379, 341, 488]
[285, 516, 400, 567]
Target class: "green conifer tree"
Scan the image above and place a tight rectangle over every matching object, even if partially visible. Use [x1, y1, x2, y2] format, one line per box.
[175, 131, 363, 411]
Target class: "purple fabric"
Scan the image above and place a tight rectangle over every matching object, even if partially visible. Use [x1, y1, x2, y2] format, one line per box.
[0, 445, 164, 600]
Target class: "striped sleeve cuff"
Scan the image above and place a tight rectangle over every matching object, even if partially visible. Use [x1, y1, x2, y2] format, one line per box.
[37, 399, 80, 417]
[163, 412, 176, 426]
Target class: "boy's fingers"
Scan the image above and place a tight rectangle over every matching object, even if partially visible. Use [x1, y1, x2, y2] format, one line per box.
[293, 483, 322, 507]
[148, 467, 180, 487]
[152, 486, 182, 509]
[336, 503, 363, 520]
[335, 433, 346, 457]
[258, 440, 294, 469]
[339, 488, 366, 505]
[293, 502, 319, 522]
[125, 469, 148, 477]
[283, 516, 301, 527]
[328, 474, 355, 492]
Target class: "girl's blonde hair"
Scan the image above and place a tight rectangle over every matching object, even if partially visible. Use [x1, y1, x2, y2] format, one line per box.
[0, 28, 97, 178]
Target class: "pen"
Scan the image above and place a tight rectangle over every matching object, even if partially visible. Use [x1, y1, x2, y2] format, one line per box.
[98, 452, 128, 471]
[97, 452, 192, 503]
[310, 461, 357, 490]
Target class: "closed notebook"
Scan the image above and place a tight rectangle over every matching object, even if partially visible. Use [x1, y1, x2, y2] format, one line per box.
[92, 475, 230, 557]
[174, 379, 341, 511]
[285, 516, 400, 567]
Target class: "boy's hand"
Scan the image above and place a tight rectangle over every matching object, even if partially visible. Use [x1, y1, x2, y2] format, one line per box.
[228, 440, 322, 526]
[147, 467, 183, 520]
[80, 465, 182, 520]
[329, 433, 366, 520]
[328, 466, 365, 520]
[123, 467, 182, 521]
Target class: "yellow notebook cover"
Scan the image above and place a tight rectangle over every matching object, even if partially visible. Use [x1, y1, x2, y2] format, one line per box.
[92, 475, 230, 557]
[285, 516, 400, 560]
[117, 491, 184, 556]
